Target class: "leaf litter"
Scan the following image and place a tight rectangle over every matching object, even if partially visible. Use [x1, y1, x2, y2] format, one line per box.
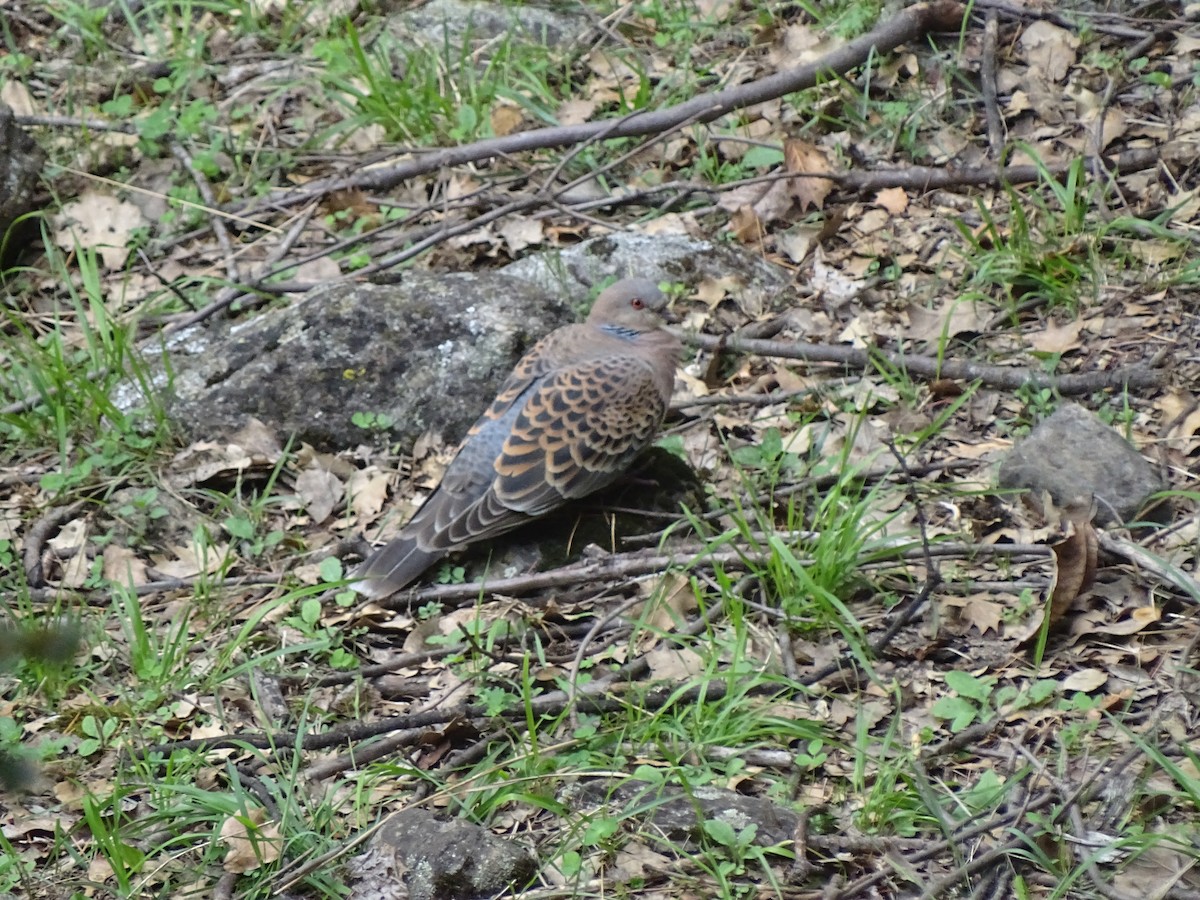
[3, 0, 1200, 897]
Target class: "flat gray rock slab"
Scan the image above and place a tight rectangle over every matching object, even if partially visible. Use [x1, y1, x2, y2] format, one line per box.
[128, 272, 574, 451]
[502, 232, 791, 311]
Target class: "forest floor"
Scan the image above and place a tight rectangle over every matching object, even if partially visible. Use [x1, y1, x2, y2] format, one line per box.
[2, 0, 1200, 898]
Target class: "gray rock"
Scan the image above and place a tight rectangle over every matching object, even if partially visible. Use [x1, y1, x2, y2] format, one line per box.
[565, 778, 800, 848]
[352, 807, 536, 900]
[125, 272, 575, 451]
[502, 232, 790, 308]
[997, 403, 1164, 526]
[119, 237, 791, 453]
[384, 0, 587, 57]
[0, 104, 46, 265]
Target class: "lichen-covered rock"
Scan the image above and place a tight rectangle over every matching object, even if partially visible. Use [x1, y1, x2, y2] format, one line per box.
[384, 0, 587, 53]
[352, 807, 536, 900]
[565, 778, 801, 848]
[0, 104, 46, 265]
[502, 232, 791, 314]
[122, 272, 574, 451]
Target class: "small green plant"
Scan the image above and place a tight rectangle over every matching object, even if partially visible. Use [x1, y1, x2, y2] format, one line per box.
[283, 595, 358, 670]
[315, 19, 563, 147]
[1011, 380, 1059, 433]
[224, 513, 286, 559]
[435, 562, 468, 584]
[931, 671, 1058, 733]
[81, 787, 145, 894]
[698, 816, 794, 897]
[954, 153, 1101, 315]
[115, 584, 197, 691]
[76, 713, 120, 758]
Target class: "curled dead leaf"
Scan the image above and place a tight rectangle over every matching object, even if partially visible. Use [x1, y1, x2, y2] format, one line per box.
[1047, 509, 1098, 628]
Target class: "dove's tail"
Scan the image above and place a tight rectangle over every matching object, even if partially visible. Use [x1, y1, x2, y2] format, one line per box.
[351, 537, 445, 599]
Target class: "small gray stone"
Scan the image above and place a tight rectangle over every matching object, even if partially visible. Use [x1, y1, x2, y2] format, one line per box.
[384, 0, 587, 58]
[997, 403, 1164, 526]
[565, 778, 800, 849]
[358, 807, 536, 900]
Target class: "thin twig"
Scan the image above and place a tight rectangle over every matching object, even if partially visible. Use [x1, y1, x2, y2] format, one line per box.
[981, 11, 1004, 159]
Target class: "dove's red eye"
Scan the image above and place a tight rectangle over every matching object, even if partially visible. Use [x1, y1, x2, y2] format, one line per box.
[631, 297, 645, 310]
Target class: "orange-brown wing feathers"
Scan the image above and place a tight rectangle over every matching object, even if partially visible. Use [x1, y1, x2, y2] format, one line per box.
[494, 356, 667, 513]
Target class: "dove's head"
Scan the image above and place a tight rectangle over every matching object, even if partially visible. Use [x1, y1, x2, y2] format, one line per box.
[587, 278, 676, 333]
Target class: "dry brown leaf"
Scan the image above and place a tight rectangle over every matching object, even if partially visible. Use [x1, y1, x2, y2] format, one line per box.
[693, 274, 742, 309]
[1060, 668, 1107, 693]
[87, 857, 115, 884]
[101, 544, 147, 586]
[1028, 319, 1084, 354]
[962, 596, 1004, 635]
[293, 256, 342, 282]
[906, 297, 989, 343]
[644, 571, 699, 631]
[220, 808, 283, 874]
[489, 102, 524, 136]
[231, 418, 284, 458]
[1047, 515, 1098, 628]
[53, 191, 148, 270]
[0, 80, 36, 116]
[1167, 407, 1200, 455]
[611, 842, 676, 884]
[295, 463, 343, 525]
[347, 467, 390, 522]
[728, 205, 764, 244]
[1092, 107, 1127, 151]
[874, 186, 908, 214]
[47, 518, 88, 555]
[165, 425, 280, 490]
[644, 646, 707, 682]
[1129, 239, 1186, 266]
[767, 21, 837, 68]
[1007, 90, 1032, 115]
[1112, 837, 1196, 899]
[499, 217, 544, 254]
[784, 139, 833, 211]
[585, 48, 641, 85]
[642, 212, 695, 236]
[1018, 21, 1080, 84]
[777, 224, 821, 263]
[556, 98, 596, 126]
[151, 541, 231, 578]
[856, 207, 889, 235]
[1081, 605, 1161, 637]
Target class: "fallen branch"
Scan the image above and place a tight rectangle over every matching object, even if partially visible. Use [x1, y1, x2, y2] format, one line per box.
[686, 331, 1164, 394]
[235, 1, 966, 211]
